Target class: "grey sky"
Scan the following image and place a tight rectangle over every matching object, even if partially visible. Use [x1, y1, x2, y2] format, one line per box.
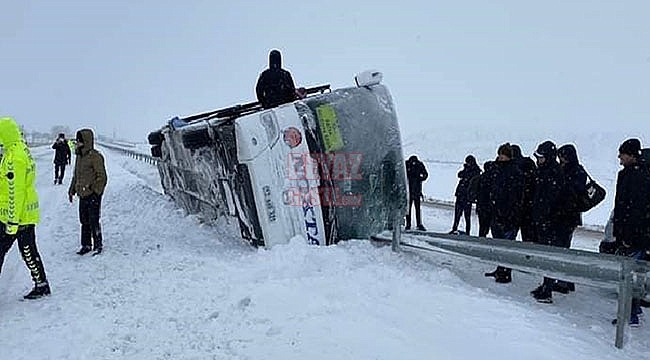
[1, 1, 649, 141]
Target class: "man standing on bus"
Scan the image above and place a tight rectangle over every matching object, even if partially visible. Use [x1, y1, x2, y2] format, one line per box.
[256, 50, 296, 109]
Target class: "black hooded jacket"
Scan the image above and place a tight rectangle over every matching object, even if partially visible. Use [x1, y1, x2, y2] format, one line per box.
[613, 161, 650, 251]
[511, 145, 536, 214]
[490, 159, 524, 228]
[531, 157, 565, 226]
[406, 156, 428, 197]
[476, 161, 496, 213]
[557, 144, 588, 227]
[52, 138, 71, 165]
[455, 158, 481, 199]
[256, 50, 296, 109]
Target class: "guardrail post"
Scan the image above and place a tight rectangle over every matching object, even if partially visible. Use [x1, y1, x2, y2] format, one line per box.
[615, 260, 633, 349]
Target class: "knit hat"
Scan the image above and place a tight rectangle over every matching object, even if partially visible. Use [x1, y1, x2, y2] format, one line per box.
[618, 138, 641, 157]
[534, 140, 557, 159]
[465, 155, 476, 165]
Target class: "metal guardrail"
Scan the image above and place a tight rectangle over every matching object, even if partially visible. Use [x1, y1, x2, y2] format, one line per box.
[96, 141, 159, 165]
[373, 230, 649, 349]
[421, 198, 605, 235]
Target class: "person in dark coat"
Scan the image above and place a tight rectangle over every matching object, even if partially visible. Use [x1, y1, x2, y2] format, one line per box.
[68, 129, 108, 256]
[51, 133, 71, 185]
[405, 155, 428, 231]
[557, 144, 588, 244]
[450, 155, 481, 235]
[529, 140, 566, 303]
[476, 160, 496, 237]
[612, 138, 650, 325]
[256, 50, 296, 109]
[552, 144, 589, 293]
[511, 144, 537, 242]
[484, 144, 524, 283]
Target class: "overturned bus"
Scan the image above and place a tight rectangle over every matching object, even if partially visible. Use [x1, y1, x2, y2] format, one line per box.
[148, 71, 407, 247]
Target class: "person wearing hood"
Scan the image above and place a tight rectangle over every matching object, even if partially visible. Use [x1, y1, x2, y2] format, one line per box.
[450, 155, 481, 235]
[553, 144, 589, 294]
[529, 140, 566, 303]
[68, 129, 108, 256]
[557, 144, 588, 239]
[611, 138, 650, 326]
[52, 132, 71, 185]
[0, 117, 51, 299]
[256, 49, 296, 109]
[511, 144, 537, 243]
[405, 155, 428, 231]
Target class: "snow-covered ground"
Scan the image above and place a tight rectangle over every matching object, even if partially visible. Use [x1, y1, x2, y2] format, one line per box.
[1, 146, 647, 359]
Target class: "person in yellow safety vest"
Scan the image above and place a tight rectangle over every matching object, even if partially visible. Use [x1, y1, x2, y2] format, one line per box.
[68, 138, 76, 155]
[0, 117, 51, 299]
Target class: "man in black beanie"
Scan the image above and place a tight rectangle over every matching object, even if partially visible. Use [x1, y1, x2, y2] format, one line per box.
[618, 138, 642, 158]
[612, 138, 650, 326]
[530, 140, 566, 303]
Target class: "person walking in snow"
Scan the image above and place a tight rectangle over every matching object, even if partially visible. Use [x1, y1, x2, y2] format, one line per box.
[450, 155, 481, 235]
[52, 132, 71, 185]
[256, 49, 297, 109]
[611, 138, 650, 326]
[405, 155, 428, 231]
[0, 117, 51, 299]
[68, 129, 107, 256]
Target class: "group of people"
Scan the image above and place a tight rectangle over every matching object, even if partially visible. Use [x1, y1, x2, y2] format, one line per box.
[404, 138, 650, 325]
[0, 117, 107, 300]
[466, 141, 588, 305]
[0, 49, 292, 302]
[474, 138, 649, 324]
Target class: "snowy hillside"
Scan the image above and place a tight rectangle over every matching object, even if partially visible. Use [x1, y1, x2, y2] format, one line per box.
[0, 145, 648, 358]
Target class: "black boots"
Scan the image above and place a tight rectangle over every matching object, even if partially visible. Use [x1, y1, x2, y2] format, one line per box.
[485, 266, 512, 283]
[551, 280, 575, 294]
[405, 217, 425, 231]
[76, 246, 92, 255]
[24, 283, 51, 300]
[77, 245, 102, 256]
[531, 278, 554, 303]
